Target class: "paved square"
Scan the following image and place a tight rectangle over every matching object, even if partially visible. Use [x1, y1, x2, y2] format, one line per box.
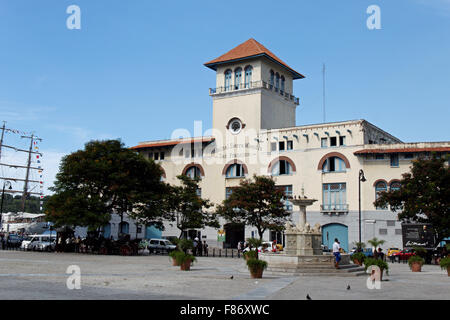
[0, 251, 448, 300]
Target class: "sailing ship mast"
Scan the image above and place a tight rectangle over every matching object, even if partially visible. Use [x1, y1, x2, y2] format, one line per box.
[0, 122, 44, 212]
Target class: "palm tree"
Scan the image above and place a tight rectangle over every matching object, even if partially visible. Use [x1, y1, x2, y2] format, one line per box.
[368, 237, 385, 258]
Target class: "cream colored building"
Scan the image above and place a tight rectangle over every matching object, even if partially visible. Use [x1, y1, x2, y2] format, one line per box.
[128, 39, 450, 252]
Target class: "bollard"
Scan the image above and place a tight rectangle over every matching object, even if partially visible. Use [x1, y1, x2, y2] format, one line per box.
[213, 248, 215, 257]
[219, 249, 221, 257]
[225, 248, 227, 258]
[231, 249, 234, 258]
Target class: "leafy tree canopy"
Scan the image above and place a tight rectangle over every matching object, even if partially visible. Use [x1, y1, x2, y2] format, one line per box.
[45, 139, 168, 231]
[374, 154, 450, 243]
[167, 175, 219, 238]
[215, 175, 291, 240]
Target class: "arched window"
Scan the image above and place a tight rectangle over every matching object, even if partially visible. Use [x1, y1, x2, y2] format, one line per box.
[244, 66, 252, 88]
[185, 166, 202, 179]
[271, 160, 292, 176]
[322, 156, 346, 173]
[375, 181, 388, 210]
[390, 181, 401, 191]
[224, 69, 232, 91]
[270, 70, 274, 87]
[226, 163, 244, 178]
[281, 76, 285, 93]
[234, 68, 242, 90]
[275, 73, 280, 91]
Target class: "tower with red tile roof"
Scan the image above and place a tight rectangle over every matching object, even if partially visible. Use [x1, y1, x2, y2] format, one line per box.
[204, 39, 305, 139]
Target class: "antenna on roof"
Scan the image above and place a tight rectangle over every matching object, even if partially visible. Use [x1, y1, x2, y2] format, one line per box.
[322, 63, 326, 123]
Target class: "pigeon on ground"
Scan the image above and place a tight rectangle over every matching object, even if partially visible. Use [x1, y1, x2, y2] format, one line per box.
[347, 285, 351, 290]
[230, 275, 234, 279]
[306, 294, 312, 300]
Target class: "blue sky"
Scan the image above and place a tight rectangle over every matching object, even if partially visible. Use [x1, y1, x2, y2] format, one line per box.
[0, 0, 449, 194]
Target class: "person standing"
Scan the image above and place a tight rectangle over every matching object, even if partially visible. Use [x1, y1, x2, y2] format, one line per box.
[197, 240, 203, 257]
[333, 238, 341, 269]
[203, 241, 208, 256]
[193, 237, 198, 256]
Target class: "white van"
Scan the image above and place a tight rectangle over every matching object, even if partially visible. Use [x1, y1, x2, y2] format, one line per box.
[21, 234, 56, 251]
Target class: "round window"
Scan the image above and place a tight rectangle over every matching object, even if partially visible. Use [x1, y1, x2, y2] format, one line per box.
[229, 118, 242, 134]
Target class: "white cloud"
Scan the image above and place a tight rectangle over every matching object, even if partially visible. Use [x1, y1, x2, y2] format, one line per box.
[0, 101, 56, 122]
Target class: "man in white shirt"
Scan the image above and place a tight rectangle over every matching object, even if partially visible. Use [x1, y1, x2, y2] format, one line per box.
[333, 238, 341, 269]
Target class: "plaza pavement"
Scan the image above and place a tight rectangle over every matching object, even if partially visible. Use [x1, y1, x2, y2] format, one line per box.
[0, 250, 448, 300]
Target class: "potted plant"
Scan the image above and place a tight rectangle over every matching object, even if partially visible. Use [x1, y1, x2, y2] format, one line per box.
[408, 255, 425, 272]
[177, 238, 194, 254]
[169, 250, 183, 266]
[439, 256, 450, 276]
[364, 257, 389, 281]
[243, 249, 258, 261]
[368, 237, 385, 259]
[246, 258, 267, 278]
[351, 252, 366, 266]
[175, 251, 197, 271]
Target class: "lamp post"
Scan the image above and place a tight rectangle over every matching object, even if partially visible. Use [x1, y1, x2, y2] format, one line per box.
[358, 170, 366, 250]
[0, 181, 13, 232]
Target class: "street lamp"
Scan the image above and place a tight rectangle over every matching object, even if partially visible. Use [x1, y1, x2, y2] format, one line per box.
[358, 170, 366, 250]
[0, 181, 13, 231]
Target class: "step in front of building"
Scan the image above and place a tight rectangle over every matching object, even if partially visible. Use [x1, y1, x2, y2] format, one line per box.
[265, 263, 366, 276]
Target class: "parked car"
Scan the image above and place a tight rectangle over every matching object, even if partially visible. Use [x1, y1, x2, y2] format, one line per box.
[350, 248, 373, 257]
[258, 241, 276, 253]
[34, 237, 56, 252]
[387, 247, 401, 257]
[6, 234, 23, 248]
[21, 234, 56, 251]
[392, 248, 416, 260]
[147, 238, 176, 254]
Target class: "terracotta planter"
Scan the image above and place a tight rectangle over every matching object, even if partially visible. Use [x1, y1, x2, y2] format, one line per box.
[447, 267, 450, 277]
[353, 259, 363, 266]
[172, 257, 179, 266]
[180, 259, 192, 271]
[411, 262, 422, 272]
[249, 267, 264, 279]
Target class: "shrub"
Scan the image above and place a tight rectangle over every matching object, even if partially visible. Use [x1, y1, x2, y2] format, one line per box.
[177, 239, 194, 252]
[413, 246, 427, 258]
[364, 257, 389, 275]
[174, 251, 196, 266]
[246, 258, 267, 272]
[439, 256, 450, 270]
[408, 255, 425, 269]
[243, 249, 258, 260]
[246, 238, 262, 249]
[351, 252, 366, 263]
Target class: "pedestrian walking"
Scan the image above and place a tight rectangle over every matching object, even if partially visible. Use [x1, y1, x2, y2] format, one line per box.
[237, 241, 242, 253]
[333, 238, 341, 269]
[197, 240, 203, 257]
[193, 237, 199, 256]
[203, 241, 208, 256]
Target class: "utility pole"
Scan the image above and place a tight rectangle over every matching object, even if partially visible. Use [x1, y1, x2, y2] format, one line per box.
[322, 63, 326, 123]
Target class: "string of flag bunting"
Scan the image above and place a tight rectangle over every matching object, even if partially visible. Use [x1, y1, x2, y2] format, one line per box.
[33, 140, 44, 211]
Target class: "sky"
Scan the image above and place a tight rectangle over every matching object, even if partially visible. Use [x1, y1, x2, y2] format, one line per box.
[0, 0, 449, 195]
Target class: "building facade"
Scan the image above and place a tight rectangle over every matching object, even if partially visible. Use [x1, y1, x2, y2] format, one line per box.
[127, 39, 449, 252]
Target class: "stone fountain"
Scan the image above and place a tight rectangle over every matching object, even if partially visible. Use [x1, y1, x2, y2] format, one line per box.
[259, 190, 363, 276]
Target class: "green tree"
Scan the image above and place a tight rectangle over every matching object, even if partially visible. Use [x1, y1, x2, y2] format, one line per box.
[374, 154, 450, 244]
[45, 139, 168, 234]
[215, 175, 290, 240]
[168, 175, 219, 238]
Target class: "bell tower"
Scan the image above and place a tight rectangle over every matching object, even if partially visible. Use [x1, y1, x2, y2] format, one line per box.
[204, 39, 305, 140]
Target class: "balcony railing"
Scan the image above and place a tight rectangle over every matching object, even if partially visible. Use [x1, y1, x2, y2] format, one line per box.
[209, 80, 300, 105]
[320, 204, 349, 213]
